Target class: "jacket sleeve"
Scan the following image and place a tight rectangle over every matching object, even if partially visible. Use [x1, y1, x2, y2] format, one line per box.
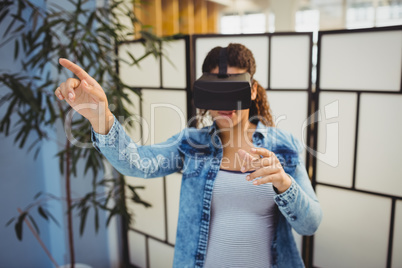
[91, 116, 184, 178]
[274, 138, 323, 236]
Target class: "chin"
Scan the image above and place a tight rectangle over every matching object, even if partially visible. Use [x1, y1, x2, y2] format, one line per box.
[214, 117, 238, 129]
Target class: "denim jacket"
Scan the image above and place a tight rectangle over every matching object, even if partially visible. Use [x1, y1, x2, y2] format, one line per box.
[92, 117, 322, 268]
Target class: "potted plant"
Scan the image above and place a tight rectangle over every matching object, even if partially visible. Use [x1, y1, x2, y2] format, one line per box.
[0, 0, 159, 266]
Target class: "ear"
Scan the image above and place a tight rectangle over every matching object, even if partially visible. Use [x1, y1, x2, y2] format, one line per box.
[251, 82, 258, 101]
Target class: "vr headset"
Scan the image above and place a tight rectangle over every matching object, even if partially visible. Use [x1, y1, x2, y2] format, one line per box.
[193, 47, 252, 111]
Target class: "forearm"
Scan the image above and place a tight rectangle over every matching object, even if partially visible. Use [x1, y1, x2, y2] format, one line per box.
[274, 177, 322, 235]
[274, 163, 323, 235]
[91, 116, 183, 178]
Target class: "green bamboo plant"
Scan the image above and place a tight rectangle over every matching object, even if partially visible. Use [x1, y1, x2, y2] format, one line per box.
[0, 0, 160, 266]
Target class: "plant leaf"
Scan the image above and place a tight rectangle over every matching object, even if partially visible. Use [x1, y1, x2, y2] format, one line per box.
[38, 206, 48, 220]
[15, 212, 27, 241]
[5, 217, 15, 227]
[14, 39, 19, 60]
[79, 206, 89, 236]
[0, 7, 10, 25]
[94, 206, 99, 233]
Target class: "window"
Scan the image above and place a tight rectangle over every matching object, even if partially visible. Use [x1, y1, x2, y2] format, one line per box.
[220, 14, 242, 34]
[242, 13, 266, 33]
[346, 0, 402, 29]
[376, 1, 402, 26]
[268, 12, 275, 33]
[346, 2, 375, 29]
[220, 13, 266, 34]
[296, 9, 320, 42]
[295, 9, 320, 84]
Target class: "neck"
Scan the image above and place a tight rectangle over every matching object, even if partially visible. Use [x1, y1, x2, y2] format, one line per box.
[219, 119, 256, 148]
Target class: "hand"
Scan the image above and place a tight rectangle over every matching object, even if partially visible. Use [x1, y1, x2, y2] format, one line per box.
[55, 58, 114, 134]
[238, 147, 291, 193]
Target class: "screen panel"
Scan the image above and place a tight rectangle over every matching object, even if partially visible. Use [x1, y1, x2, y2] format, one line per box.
[119, 37, 190, 268]
[393, 200, 402, 268]
[128, 231, 147, 268]
[314, 185, 391, 268]
[119, 42, 161, 88]
[125, 176, 166, 240]
[162, 39, 187, 89]
[315, 27, 402, 268]
[166, 173, 182, 245]
[141, 89, 187, 145]
[355, 93, 402, 197]
[316, 92, 357, 187]
[195, 35, 269, 88]
[121, 89, 142, 144]
[123, 89, 187, 241]
[148, 239, 175, 268]
[267, 91, 309, 160]
[270, 35, 310, 90]
[319, 30, 402, 91]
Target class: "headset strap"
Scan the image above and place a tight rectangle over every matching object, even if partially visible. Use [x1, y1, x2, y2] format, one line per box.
[218, 47, 228, 77]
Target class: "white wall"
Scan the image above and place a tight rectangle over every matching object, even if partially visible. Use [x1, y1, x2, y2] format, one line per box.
[0, 1, 114, 267]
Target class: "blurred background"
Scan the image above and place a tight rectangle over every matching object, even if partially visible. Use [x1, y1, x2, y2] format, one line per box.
[0, 0, 401, 268]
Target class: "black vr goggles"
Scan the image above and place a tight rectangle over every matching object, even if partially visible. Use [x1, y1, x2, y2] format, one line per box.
[193, 47, 252, 110]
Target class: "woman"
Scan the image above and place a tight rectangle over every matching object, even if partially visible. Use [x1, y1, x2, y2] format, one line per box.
[55, 43, 322, 268]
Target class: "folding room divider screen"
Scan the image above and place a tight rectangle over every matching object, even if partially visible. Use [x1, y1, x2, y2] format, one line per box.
[116, 25, 402, 268]
[313, 26, 402, 268]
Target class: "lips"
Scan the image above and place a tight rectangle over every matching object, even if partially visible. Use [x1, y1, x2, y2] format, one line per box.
[218, 111, 235, 117]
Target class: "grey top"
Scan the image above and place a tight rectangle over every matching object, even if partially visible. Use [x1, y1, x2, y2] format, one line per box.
[204, 169, 278, 268]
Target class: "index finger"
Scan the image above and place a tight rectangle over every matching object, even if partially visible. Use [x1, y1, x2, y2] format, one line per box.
[250, 147, 274, 158]
[59, 58, 90, 81]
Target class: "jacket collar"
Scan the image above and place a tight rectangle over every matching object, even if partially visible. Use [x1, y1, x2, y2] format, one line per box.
[207, 121, 217, 136]
[254, 120, 269, 141]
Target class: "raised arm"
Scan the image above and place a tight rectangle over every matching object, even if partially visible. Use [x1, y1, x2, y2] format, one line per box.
[56, 59, 184, 178]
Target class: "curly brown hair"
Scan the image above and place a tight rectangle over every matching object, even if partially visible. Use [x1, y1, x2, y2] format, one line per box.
[197, 43, 274, 128]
